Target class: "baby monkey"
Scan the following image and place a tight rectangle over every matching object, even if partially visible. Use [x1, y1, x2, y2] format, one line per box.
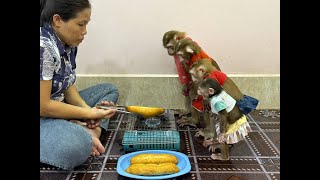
[197, 78, 252, 160]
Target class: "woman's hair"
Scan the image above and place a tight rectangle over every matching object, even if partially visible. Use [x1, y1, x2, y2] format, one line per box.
[40, 0, 91, 26]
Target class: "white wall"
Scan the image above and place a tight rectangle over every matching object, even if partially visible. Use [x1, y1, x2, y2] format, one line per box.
[76, 0, 280, 75]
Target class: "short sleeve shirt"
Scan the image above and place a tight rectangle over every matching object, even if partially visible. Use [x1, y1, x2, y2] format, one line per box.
[40, 23, 77, 102]
[209, 91, 236, 114]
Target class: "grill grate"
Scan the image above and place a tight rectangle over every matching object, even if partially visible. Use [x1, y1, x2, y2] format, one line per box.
[122, 110, 180, 152]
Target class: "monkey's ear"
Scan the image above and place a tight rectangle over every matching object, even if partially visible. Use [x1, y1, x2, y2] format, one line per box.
[199, 68, 205, 73]
[208, 88, 214, 95]
[185, 46, 194, 54]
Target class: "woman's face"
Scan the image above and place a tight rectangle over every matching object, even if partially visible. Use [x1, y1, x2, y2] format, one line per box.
[53, 7, 91, 47]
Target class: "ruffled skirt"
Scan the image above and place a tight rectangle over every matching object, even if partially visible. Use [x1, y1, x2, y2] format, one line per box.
[215, 115, 252, 144]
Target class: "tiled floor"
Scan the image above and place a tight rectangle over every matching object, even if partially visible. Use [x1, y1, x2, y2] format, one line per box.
[40, 109, 280, 180]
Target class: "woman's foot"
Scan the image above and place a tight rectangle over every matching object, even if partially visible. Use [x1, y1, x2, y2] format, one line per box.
[70, 120, 105, 156]
[86, 126, 105, 156]
[91, 136, 105, 156]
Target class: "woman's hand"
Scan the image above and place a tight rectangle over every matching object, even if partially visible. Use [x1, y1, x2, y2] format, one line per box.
[92, 106, 116, 119]
[85, 119, 101, 129]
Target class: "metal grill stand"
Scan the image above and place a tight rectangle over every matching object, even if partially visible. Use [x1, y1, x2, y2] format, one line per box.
[122, 110, 180, 152]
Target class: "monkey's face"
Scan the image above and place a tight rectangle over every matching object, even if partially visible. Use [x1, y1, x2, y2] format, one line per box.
[197, 86, 210, 100]
[166, 45, 175, 55]
[176, 51, 190, 63]
[176, 45, 194, 63]
[189, 67, 202, 83]
[164, 39, 177, 55]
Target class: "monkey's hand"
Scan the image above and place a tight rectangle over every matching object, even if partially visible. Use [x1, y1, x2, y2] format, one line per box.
[203, 138, 220, 152]
[173, 109, 191, 118]
[218, 133, 227, 143]
[195, 128, 216, 140]
[176, 116, 198, 128]
[178, 111, 191, 118]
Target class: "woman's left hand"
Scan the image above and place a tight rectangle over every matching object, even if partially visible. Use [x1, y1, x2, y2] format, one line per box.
[86, 119, 101, 129]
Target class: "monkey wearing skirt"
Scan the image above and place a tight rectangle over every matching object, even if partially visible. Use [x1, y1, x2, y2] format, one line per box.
[197, 78, 252, 160]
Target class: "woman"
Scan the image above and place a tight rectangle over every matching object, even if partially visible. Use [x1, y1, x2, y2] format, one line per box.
[40, 0, 119, 170]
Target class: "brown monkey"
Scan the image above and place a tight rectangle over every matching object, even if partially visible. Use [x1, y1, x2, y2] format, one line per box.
[174, 38, 222, 128]
[162, 30, 193, 119]
[197, 78, 252, 160]
[162, 30, 191, 94]
[189, 58, 259, 114]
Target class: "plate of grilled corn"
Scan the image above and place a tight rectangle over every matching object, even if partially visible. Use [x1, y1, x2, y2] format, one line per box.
[116, 150, 191, 179]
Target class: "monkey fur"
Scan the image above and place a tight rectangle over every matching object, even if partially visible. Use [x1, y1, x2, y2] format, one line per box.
[162, 30, 187, 55]
[174, 38, 221, 71]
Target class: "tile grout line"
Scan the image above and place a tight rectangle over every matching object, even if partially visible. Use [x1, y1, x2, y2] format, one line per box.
[65, 172, 73, 180]
[246, 114, 276, 180]
[248, 114, 280, 155]
[96, 113, 124, 180]
[186, 126, 202, 180]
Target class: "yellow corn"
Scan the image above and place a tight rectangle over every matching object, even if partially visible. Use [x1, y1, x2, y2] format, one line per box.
[125, 163, 179, 176]
[126, 106, 165, 118]
[130, 153, 178, 164]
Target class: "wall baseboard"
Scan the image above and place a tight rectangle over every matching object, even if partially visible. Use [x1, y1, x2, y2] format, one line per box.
[75, 74, 280, 110]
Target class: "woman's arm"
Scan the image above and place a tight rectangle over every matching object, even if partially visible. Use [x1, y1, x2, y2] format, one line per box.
[40, 80, 115, 120]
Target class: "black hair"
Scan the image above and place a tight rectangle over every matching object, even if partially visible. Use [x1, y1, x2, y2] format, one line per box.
[199, 78, 223, 97]
[40, 0, 91, 26]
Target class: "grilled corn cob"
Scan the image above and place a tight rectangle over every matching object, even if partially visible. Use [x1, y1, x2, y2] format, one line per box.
[126, 106, 165, 118]
[125, 163, 179, 176]
[130, 153, 178, 164]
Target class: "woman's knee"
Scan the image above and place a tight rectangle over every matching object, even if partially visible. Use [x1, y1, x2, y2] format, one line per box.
[40, 120, 92, 170]
[100, 83, 118, 94]
[98, 83, 119, 102]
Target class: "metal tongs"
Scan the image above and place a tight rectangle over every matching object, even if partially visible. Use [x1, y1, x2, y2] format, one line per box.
[95, 104, 131, 114]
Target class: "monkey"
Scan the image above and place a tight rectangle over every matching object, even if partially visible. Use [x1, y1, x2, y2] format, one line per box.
[162, 30, 191, 95]
[173, 38, 222, 128]
[189, 58, 259, 115]
[197, 78, 252, 160]
[162, 30, 194, 119]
